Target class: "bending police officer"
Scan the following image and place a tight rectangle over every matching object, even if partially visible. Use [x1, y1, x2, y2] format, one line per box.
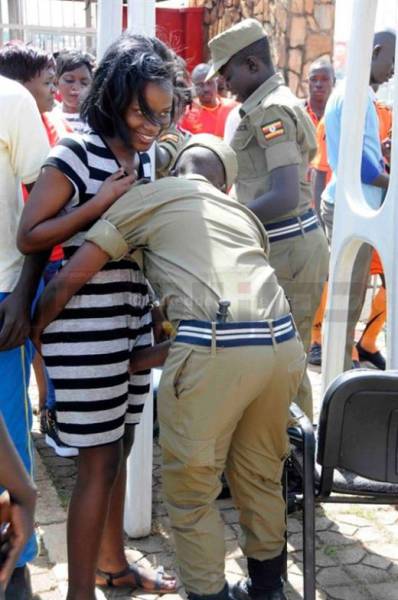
[32, 135, 306, 600]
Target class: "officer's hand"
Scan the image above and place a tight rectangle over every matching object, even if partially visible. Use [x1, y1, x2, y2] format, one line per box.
[152, 306, 169, 343]
[0, 294, 31, 351]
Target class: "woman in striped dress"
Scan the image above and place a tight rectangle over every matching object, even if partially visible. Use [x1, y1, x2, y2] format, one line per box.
[18, 34, 177, 599]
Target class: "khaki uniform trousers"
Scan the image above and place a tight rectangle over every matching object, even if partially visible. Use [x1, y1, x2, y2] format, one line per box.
[158, 334, 305, 595]
[268, 226, 329, 420]
[321, 200, 373, 370]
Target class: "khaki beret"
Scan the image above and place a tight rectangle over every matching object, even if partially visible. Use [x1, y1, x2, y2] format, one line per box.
[206, 18, 266, 81]
[176, 133, 238, 188]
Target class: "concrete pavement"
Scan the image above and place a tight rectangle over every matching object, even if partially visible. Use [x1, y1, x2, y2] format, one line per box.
[28, 359, 398, 600]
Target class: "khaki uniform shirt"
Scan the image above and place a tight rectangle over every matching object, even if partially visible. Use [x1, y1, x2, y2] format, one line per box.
[155, 126, 187, 179]
[231, 73, 317, 224]
[86, 175, 289, 324]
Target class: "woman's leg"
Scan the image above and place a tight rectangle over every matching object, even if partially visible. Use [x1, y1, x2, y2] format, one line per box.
[96, 425, 135, 575]
[66, 440, 123, 600]
[96, 425, 176, 591]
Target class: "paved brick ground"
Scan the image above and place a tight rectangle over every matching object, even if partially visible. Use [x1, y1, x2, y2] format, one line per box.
[28, 307, 398, 600]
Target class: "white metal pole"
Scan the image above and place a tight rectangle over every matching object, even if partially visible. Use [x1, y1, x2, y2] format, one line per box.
[127, 0, 156, 36]
[123, 0, 156, 539]
[96, 0, 123, 61]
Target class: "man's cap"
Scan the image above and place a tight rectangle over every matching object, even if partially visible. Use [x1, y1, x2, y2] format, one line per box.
[206, 18, 266, 81]
[176, 133, 238, 188]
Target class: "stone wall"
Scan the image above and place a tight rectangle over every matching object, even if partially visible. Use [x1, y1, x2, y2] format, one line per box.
[189, 0, 335, 97]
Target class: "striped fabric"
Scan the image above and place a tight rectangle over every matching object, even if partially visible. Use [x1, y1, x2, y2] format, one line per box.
[265, 208, 319, 243]
[41, 131, 152, 448]
[175, 314, 296, 348]
[62, 111, 88, 135]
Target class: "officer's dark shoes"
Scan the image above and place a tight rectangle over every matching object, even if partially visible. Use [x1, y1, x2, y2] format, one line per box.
[5, 566, 32, 600]
[231, 555, 286, 600]
[230, 579, 286, 600]
[187, 582, 232, 600]
[217, 473, 231, 500]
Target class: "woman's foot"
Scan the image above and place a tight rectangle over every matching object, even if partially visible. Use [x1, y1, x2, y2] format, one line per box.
[96, 563, 176, 593]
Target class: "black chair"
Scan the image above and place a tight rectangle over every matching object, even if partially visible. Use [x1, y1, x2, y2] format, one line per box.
[287, 369, 398, 600]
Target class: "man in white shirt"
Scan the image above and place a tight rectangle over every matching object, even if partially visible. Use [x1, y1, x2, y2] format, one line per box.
[0, 74, 49, 598]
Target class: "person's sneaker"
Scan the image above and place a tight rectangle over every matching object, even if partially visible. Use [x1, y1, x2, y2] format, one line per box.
[5, 566, 32, 600]
[308, 342, 322, 366]
[45, 412, 78, 458]
[356, 342, 386, 370]
[351, 359, 361, 369]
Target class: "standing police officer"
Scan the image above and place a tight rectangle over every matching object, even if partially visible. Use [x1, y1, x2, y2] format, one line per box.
[207, 19, 329, 419]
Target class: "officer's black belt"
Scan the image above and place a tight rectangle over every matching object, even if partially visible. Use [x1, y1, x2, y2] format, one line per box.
[175, 314, 296, 348]
[265, 208, 319, 243]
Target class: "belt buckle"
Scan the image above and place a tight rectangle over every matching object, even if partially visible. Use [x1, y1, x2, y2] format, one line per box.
[211, 322, 217, 356]
[268, 321, 277, 350]
[297, 215, 306, 236]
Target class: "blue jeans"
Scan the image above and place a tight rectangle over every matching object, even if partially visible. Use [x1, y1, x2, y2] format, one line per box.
[0, 292, 38, 566]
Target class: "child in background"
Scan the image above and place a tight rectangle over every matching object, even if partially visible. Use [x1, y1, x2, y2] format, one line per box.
[18, 33, 178, 599]
[55, 49, 95, 133]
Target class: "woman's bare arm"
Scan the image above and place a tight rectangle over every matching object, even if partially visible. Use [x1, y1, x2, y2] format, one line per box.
[129, 341, 171, 374]
[17, 167, 135, 254]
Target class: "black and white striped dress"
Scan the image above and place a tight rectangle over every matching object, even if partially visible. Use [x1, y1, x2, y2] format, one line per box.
[41, 131, 152, 447]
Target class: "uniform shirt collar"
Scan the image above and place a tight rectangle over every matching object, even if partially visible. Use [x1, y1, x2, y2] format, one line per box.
[240, 72, 284, 117]
[182, 173, 210, 184]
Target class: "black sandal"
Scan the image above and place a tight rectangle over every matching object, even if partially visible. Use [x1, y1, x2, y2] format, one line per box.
[96, 564, 175, 593]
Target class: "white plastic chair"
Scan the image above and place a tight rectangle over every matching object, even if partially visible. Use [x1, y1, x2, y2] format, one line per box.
[322, 0, 398, 393]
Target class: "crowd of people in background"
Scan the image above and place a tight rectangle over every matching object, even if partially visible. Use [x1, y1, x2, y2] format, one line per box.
[0, 17, 395, 600]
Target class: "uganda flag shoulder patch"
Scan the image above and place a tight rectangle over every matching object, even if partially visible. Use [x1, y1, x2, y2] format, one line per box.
[262, 120, 285, 141]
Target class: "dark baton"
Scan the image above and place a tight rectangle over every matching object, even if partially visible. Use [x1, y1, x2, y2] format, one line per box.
[216, 300, 231, 323]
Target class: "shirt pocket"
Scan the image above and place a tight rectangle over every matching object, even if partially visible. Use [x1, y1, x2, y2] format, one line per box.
[232, 128, 262, 180]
